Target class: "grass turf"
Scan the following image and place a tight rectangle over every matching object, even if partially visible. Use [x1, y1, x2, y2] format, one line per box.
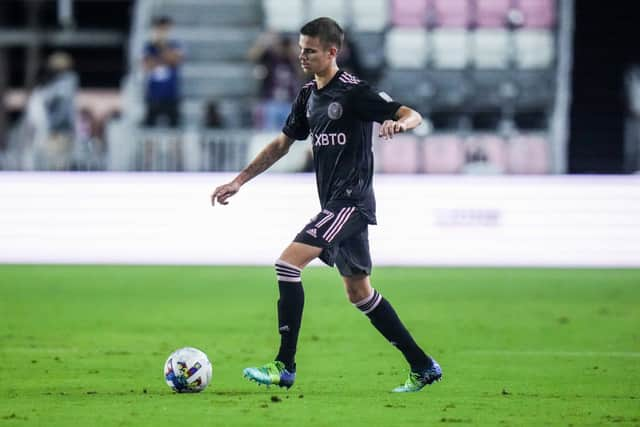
[0, 266, 639, 426]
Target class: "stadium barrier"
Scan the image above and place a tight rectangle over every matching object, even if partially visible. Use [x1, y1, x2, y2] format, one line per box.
[0, 173, 638, 267]
[103, 127, 551, 174]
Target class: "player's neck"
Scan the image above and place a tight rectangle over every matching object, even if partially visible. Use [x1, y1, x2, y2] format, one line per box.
[314, 65, 339, 90]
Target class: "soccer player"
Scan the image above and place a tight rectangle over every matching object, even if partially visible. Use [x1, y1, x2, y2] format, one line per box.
[211, 17, 442, 393]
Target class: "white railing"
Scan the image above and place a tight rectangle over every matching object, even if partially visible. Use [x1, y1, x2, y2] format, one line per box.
[107, 125, 259, 172]
[550, 0, 574, 173]
[4, 122, 552, 174]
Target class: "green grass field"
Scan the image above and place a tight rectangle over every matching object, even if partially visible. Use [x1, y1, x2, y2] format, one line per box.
[1, 266, 639, 426]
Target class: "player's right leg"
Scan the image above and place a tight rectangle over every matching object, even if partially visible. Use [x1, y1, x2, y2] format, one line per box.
[243, 242, 321, 389]
[244, 204, 364, 389]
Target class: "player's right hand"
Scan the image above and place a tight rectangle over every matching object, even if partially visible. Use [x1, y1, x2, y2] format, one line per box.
[211, 181, 240, 206]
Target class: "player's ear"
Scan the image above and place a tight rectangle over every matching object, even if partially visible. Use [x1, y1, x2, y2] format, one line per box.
[327, 46, 338, 59]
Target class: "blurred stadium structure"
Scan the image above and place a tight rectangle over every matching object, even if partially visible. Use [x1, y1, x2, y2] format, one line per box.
[0, 0, 638, 174]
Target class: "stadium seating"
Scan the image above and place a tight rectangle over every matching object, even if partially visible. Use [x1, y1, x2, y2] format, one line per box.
[309, 0, 348, 27]
[471, 29, 510, 69]
[423, 134, 466, 173]
[351, 32, 386, 71]
[181, 63, 257, 99]
[514, 110, 547, 130]
[464, 134, 508, 173]
[475, 0, 513, 28]
[518, 0, 556, 28]
[431, 29, 470, 69]
[217, 99, 254, 129]
[429, 111, 468, 130]
[173, 28, 260, 62]
[507, 134, 549, 173]
[514, 30, 555, 68]
[378, 69, 433, 112]
[154, 0, 261, 27]
[470, 70, 517, 110]
[431, 0, 472, 28]
[384, 28, 429, 69]
[352, 0, 389, 32]
[375, 134, 420, 173]
[123, 0, 264, 133]
[424, 70, 471, 109]
[391, 0, 429, 27]
[263, 0, 306, 32]
[181, 99, 204, 127]
[117, 0, 560, 174]
[471, 110, 503, 131]
[513, 70, 554, 109]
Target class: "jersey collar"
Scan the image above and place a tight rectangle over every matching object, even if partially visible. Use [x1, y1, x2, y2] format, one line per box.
[314, 69, 344, 93]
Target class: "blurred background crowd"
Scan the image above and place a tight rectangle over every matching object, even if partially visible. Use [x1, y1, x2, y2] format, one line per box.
[0, 0, 638, 174]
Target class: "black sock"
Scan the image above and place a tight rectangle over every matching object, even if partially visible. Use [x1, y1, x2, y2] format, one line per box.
[355, 289, 432, 372]
[274, 260, 304, 372]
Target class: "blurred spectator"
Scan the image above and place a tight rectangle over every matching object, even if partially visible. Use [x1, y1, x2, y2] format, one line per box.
[142, 16, 184, 127]
[338, 32, 365, 80]
[204, 100, 223, 129]
[248, 32, 300, 130]
[72, 107, 103, 170]
[463, 144, 499, 174]
[75, 107, 98, 143]
[24, 51, 78, 170]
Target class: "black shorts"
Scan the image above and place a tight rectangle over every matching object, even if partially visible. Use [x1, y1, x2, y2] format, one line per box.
[293, 201, 372, 277]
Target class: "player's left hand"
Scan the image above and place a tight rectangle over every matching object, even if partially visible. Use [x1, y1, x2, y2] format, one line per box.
[379, 120, 406, 140]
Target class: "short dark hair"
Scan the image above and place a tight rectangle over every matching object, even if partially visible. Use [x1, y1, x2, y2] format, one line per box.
[152, 15, 172, 27]
[300, 17, 344, 50]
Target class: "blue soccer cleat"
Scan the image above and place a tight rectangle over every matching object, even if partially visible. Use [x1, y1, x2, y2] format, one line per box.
[392, 360, 442, 393]
[243, 361, 296, 389]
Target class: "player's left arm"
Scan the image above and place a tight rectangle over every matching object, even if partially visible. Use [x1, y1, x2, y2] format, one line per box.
[379, 106, 422, 140]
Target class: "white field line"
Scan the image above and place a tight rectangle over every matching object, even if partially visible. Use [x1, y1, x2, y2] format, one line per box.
[464, 350, 640, 358]
[0, 347, 80, 353]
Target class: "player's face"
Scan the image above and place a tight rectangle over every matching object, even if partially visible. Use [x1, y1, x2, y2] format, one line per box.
[298, 35, 336, 75]
[152, 24, 171, 42]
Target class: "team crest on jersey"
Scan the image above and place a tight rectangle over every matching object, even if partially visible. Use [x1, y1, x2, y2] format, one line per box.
[327, 102, 343, 120]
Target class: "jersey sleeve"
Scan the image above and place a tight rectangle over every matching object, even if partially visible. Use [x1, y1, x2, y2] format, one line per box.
[282, 88, 311, 141]
[351, 84, 403, 123]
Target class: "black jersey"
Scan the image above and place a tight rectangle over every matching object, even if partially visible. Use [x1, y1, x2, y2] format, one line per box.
[282, 70, 402, 224]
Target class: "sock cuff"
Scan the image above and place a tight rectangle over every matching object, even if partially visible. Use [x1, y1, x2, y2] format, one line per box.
[275, 259, 302, 283]
[354, 288, 383, 314]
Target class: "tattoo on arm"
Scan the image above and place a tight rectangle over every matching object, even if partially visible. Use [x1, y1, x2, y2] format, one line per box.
[235, 141, 288, 185]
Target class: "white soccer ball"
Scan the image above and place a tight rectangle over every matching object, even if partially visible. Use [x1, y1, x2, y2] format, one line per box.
[164, 347, 212, 393]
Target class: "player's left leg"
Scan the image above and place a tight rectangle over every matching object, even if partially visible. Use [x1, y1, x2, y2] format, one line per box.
[344, 274, 429, 369]
[337, 237, 442, 392]
[343, 274, 441, 392]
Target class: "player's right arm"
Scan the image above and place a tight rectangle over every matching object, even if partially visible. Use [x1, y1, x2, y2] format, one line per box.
[212, 83, 310, 207]
[211, 132, 294, 206]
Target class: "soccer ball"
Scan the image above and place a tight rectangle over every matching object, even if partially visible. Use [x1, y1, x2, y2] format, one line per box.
[164, 347, 212, 393]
